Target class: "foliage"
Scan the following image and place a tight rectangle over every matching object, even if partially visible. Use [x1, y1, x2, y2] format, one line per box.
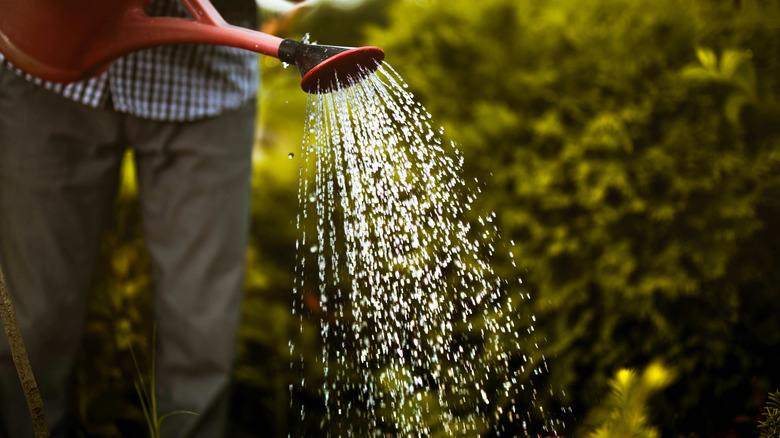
[77, 151, 155, 436]
[368, 0, 780, 435]
[759, 390, 780, 438]
[585, 362, 674, 438]
[293, 0, 395, 47]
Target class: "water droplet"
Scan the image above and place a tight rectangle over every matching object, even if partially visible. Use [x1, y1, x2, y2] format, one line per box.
[288, 152, 294, 159]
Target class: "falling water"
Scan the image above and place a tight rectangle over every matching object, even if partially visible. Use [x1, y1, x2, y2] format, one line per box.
[290, 64, 567, 436]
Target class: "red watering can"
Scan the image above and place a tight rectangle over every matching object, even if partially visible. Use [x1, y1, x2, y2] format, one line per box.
[0, 0, 384, 93]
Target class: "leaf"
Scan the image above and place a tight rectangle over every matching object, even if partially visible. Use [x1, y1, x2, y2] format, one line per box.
[680, 65, 721, 83]
[725, 94, 749, 127]
[696, 46, 718, 70]
[720, 49, 750, 80]
[158, 410, 200, 426]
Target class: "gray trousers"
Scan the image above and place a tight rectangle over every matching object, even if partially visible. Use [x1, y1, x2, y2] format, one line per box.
[0, 67, 255, 437]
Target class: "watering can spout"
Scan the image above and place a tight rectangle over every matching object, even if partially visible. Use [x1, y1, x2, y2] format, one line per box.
[0, 0, 384, 94]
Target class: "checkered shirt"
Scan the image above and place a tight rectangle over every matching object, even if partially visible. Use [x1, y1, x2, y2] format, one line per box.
[0, 0, 259, 121]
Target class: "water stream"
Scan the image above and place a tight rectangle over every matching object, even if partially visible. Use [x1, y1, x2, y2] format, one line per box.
[290, 64, 566, 436]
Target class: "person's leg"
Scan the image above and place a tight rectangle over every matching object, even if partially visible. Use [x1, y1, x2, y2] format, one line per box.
[128, 100, 255, 438]
[0, 68, 124, 437]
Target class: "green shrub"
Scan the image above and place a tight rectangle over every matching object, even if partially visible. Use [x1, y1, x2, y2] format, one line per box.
[368, 0, 780, 434]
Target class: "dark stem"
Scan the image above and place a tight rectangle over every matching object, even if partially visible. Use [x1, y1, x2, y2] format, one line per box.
[0, 263, 49, 437]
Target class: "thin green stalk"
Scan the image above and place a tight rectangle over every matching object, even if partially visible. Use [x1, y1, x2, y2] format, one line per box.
[126, 324, 199, 437]
[133, 380, 155, 438]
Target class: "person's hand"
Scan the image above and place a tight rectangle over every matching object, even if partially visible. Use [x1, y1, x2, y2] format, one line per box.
[256, 0, 315, 14]
[258, 0, 316, 34]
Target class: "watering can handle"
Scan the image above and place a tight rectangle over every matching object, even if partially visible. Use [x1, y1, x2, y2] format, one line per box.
[100, 0, 285, 66]
[180, 0, 228, 26]
[0, 0, 288, 83]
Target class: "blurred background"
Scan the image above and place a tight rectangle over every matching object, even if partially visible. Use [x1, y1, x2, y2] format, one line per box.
[74, 0, 780, 436]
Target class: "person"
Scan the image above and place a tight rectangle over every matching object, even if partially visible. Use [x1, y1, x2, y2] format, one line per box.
[0, 0, 260, 436]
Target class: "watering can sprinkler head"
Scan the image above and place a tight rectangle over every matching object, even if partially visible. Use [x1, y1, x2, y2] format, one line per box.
[278, 39, 385, 94]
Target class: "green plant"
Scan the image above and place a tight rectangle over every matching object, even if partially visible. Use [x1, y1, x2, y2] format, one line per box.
[585, 362, 675, 438]
[368, 0, 780, 434]
[759, 390, 780, 438]
[681, 46, 758, 127]
[76, 150, 155, 435]
[127, 327, 198, 438]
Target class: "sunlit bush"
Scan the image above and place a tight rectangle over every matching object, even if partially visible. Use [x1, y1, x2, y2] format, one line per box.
[369, 0, 780, 434]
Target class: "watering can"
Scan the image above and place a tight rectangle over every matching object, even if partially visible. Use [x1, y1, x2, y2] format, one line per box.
[0, 0, 384, 93]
